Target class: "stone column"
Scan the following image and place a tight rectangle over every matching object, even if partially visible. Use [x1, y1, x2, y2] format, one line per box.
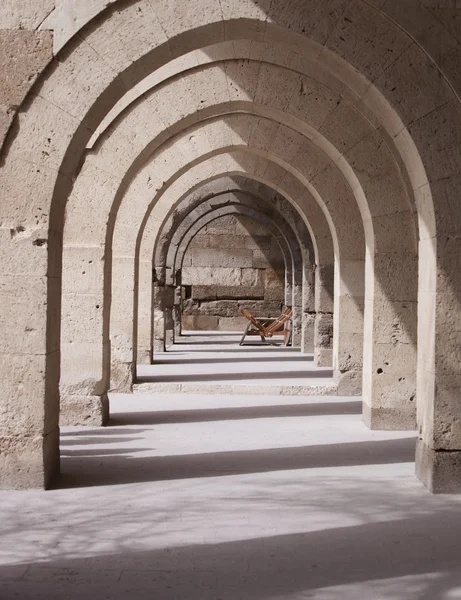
[292, 279, 303, 347]
[314, 264, 334, 367]
[60, 245, 110, 426]
[361, 225, 418, 431]
[301, 253, 315, 353]
[333, 258, 364, 396]
[416, 238, 461, 492]
[109, 255, 138, 394]
[137, 258, 153, 364]
[172, 286, 182, 340]
[153, 283, 174, 354]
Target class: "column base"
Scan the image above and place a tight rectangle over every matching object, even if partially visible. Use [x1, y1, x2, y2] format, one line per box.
[60, 393, 109, 426]
[362, 404, 416, 431]
[0, 427, 60, 490]
[315, 347, 332, 367]
[416, 439, 461, 494]
[110, 360, 134, 393]
[153, 338, 165, 354]
[335, 369, 362, 396]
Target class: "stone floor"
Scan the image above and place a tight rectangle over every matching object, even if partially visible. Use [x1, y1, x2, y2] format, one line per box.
[135, 331, 337, 395]
[2, 386, 461, 599]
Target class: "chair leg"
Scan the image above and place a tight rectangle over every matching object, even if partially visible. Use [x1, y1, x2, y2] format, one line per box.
[240, 323, 250, 346]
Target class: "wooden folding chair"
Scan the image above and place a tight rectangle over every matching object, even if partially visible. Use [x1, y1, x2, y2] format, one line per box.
[239, 306, 293, 346]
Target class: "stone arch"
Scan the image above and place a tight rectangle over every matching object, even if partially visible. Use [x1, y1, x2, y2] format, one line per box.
[140, 175, 334, 369]
[159, 197, 309, 348]
[171, 205, 298, 340]
[2, 0, 460, 493]
[59, 62, 416, 427]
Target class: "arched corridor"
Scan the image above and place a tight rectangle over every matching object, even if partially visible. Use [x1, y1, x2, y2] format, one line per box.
[1, 0, 461, 595]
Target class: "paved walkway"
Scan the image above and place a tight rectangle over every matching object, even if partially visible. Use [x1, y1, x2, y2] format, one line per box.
[135, 331, 337, 395]
[1, 391, 461, 599]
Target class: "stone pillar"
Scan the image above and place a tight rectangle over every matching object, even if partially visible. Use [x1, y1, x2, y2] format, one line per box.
[60, 245, 110, 426]
[361, 234, 418, 431]
[333, 258, 364, 396]
[416, 239, 461, 493]
[153, 283, 174, 354]
[292, 280, 303, 347]
[314, 264, 334, 366]
[109, 255, 138, 394]
[172, 286, 182, 340]
[301, 254, 315, 353]
[137, 258, 153, 364]
[315, 313, 334, 366]
[0, 227, 60, 488]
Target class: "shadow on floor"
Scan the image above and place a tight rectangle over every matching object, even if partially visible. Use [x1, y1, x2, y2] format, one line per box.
[109, 401, 362, 425]
[168, 347, 300, 354]
[152, 355, 314, 365]
[55, 437, 416, 489]
[4, 498, 461, 599]
[136, 368, 334, 384]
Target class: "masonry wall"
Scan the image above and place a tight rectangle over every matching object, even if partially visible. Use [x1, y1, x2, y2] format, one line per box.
[181, 215, 285, 331]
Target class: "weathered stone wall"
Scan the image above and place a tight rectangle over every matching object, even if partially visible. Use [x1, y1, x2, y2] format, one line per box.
[181, 215, 285, 331]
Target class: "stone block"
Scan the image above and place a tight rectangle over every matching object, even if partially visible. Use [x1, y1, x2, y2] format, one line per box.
[335, 369, 363, 396]
[61, 293, 105, 343]
[0, 351, 58, 433]
[215, 286, 265, 299]
[315, 348, 333, 368]
[234, 215, 269, 236]
[110, 360, 134, 393]
[191, 286, 217, 300]
[252, 249, 274, 269]
[241, 268, 264, 287]
[218, 316, 248, 331]
[182, 315, 219, 330]
[207, 234, 247, 249]
[205, 215, 237, 234]
[416, 439, 461, 494]
[182, 266, 242, 286]
[0, 427, 59, 490]
[264, 286, 285, 302]
[190, 248, 253, 268]
[60, 394, 109, 427]
[182, 299, 200, 314]
[362, 403, 416, 432]
[315, 313, 334, 348]
[0, 287, 50, 355]
[60, 340, 109, 397]
[62, 246, 105, 295]
[188, 235, 210, 249]
[244, 236, 272, 251]
[238, 300, 283, 316]
[197, 300, 240, 317]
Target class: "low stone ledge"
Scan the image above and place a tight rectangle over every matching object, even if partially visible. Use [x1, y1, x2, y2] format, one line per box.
[133, 382, 338, 397]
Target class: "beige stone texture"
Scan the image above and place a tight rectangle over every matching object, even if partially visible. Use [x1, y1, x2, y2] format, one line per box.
[1, 0, 461, 494]
[0, 30, 53, 107]
[0, 0, 55, 30]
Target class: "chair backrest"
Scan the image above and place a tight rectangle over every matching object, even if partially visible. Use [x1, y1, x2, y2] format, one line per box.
[240, 308, 266, 334]
[241, 306, 292, 336]
[265, 307, 292, 334]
